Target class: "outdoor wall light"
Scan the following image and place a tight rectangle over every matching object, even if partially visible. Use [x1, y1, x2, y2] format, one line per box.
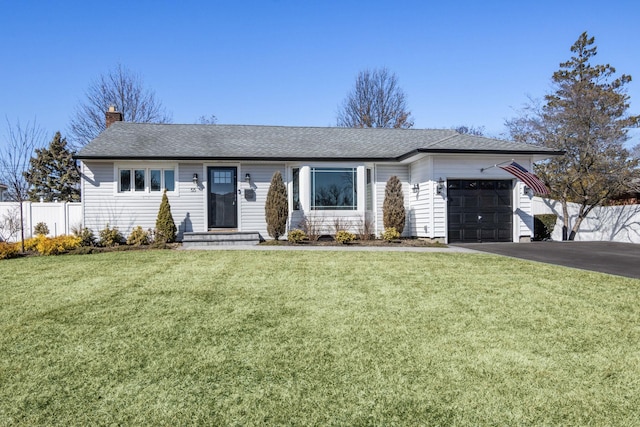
[245, 173, 251, 182]
[523, 185, 532, 196]
[436, 177, 445, 195]
[412, 183, 420, 193]
[192, 173, 198, 185]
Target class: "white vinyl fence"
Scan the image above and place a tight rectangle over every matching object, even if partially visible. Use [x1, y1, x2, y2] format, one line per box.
[532, 197, 640, 243]
[0, 201, 82, 242]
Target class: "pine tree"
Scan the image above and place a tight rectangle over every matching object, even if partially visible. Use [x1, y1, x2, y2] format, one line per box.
[265, 171, 288, 240]
[24, 132, 80, 202]
[507, 32, 640, 240]
[383, 175, 405, 234]
[155, 190, 177, 243]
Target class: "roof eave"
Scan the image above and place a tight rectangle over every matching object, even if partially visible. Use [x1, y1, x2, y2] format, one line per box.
[415, 148, 565, 156]
[74, 155, 400, 162]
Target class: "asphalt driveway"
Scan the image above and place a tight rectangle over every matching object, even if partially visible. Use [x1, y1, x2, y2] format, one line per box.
[454, 241, 640, 279]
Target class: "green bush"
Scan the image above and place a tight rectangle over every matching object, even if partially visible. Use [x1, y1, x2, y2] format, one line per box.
[34, 222, 49, 236]
[534, 214, 557, 240]
[335, 230, 356, 244]
[127, 226, 150, 246]
[74, 227, 96, 247]
[287, 229, 307, 244]
[0, 242, 20, 259]
[381, 227, 401, 241]
[156, 191, 177, 243]
[99, 224, 124, 247]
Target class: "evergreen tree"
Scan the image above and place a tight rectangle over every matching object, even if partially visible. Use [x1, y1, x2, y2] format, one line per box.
[155, 190, 177, 243]
[265, 171, 288, 240]
[383, 175, 405, 234]
[24, 132, 80, 202]
[507, 32, 640, 240]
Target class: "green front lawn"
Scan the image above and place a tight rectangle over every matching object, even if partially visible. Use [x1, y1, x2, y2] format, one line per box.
[1, 250, 639, 425]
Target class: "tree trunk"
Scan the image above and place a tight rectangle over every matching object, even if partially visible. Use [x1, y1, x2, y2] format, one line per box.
[568, 216, 584, 241]
[561, 201, 570, 241]
[19, 200, 25, 252]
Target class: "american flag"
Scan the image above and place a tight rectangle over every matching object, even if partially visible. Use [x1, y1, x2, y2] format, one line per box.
[499, 161, 550, 195]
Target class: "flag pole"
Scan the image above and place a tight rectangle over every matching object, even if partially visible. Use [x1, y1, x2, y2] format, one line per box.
[480, 159, 514, 173]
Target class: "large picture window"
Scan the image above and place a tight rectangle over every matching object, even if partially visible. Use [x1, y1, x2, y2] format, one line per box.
[311, 167, 357, 210]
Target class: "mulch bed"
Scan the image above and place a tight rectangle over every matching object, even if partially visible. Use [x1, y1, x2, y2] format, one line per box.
[259, 238, 446, 248]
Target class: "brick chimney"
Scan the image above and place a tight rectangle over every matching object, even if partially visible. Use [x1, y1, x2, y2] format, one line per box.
[105, 105, 123, 128]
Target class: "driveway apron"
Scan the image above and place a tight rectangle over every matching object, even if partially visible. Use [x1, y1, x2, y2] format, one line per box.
[453, 241, 640, 279]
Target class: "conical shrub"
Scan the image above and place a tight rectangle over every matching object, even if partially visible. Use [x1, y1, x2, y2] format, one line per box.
[156, 190, 177, 243]
[265, 171, 288, 240]
[383, 175, 405, 234]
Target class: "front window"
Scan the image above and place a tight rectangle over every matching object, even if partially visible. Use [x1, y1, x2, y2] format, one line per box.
[150, 169, 162, 191]
[311, 167, 357, 210]
[366, 168, 373, 211]
[292, 168, 300, 210]
[134, 169, 145, 191]
[164, 170, 175, 191]
[120, 170, 131, 192]
[118, 167, 175, 193]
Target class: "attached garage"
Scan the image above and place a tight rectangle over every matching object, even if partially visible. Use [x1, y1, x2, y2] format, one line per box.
[447, 179, 513, 243]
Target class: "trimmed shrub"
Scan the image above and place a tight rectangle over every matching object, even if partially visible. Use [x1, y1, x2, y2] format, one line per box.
[287, 229, 307, 244]
[383, 176, 405, 234]
[34, 222, 49, 236]
[127, 226, 150, 246]
[156, 190, 177, 243]
[381, 227, 401, 241]
[265, 171, 288, 240]
[75, 227, 96, 247]
[534, 214, 557, 241]
[24, 234, 81, 255]
[99, 224, 124, 247]
[0, 242, 20, 259]
[335, 230, 356, 244]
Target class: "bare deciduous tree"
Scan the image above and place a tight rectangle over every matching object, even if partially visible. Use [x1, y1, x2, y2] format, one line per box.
[337, 67, 414, 129]
[69, 64, 171, 147]
[0, 118, 46, 250]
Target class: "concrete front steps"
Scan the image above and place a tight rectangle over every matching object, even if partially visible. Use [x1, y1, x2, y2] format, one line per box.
[182, 231, 262, 248]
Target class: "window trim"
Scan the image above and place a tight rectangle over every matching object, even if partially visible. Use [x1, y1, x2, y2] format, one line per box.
[115, 164, 178, 194]
[310, 167, 358, 211]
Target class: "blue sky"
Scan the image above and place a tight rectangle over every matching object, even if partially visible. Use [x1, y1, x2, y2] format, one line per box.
[1, 0, 639, 148]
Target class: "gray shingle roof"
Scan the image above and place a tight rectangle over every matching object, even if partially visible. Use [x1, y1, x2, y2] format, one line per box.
[76, 123, 562, 160]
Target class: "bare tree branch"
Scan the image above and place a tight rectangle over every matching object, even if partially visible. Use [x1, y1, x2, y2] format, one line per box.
[68, 64, 172, 148]
[337, 68, 414, 129]
[0, 117, 46, 250]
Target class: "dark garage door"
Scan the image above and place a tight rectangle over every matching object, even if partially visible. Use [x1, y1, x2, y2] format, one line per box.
[447, 180, 513, 243]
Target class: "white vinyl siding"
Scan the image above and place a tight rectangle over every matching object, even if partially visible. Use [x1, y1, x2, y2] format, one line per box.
[81, 161, 204, 241]
[239, 163, 286, 237]
[408, 158, 432, 237]
[81, 155, 538, 243]
[432, 155, 536, 242]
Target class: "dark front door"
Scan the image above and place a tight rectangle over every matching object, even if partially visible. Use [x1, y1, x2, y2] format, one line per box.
[208, 167, 237, 229]
[447, 179, 513, 243]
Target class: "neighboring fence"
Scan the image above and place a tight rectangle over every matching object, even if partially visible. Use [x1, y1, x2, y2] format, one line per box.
[0, 201, 82, 242]
[532, 197, 640, 243]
